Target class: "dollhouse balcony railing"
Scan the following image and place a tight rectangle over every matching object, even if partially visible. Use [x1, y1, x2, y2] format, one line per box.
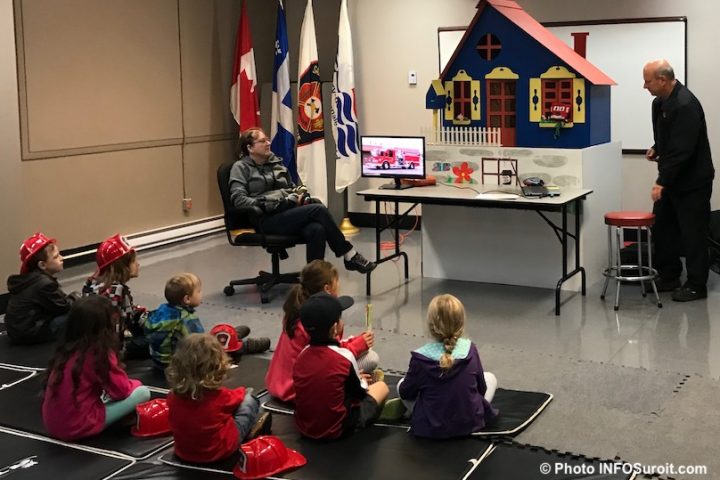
[422, 126, 502, 146]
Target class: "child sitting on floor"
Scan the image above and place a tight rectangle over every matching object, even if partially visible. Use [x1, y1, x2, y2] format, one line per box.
[293, 292, 389, 440]
[145, 273, 269, 370]
[6, 233, 78, 345]
[166, 334, 271, 463]
[42, 296, 151, 441]
[397, 294, 498, 438]
[82, 234, 148, 359]
[265, 260, 379, 402]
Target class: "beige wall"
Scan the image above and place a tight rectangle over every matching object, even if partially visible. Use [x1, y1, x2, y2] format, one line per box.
[1, 0, 23, 286]
[1, 0, 244, 289]
[3, 0, 719, 290]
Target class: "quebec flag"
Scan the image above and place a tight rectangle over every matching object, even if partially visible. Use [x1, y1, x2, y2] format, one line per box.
[270, 0, 298, 183]
[331, 0, 360, 192]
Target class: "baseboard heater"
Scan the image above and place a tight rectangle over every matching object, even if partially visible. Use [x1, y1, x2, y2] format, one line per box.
[61, 216, 225, 266]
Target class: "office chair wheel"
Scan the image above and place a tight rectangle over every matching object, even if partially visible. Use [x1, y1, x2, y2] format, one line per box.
[223, 286, 235, 296]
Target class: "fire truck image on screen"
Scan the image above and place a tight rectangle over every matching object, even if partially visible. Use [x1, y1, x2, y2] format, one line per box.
[361, 136, 424, 176]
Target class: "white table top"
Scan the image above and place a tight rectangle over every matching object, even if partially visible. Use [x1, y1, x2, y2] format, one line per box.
[357, 184, 593, 207]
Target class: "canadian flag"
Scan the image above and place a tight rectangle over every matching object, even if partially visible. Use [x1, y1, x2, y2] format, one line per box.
[230, 0, 260, 131]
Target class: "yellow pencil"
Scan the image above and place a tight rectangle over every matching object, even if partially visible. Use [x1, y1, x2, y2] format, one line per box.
[365, 304, 373, 332]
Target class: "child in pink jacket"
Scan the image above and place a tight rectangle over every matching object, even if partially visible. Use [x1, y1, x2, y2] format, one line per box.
[42, 296, 150, 441]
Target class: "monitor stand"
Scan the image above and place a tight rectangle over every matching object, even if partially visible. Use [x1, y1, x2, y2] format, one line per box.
[379, 178, 413, 190]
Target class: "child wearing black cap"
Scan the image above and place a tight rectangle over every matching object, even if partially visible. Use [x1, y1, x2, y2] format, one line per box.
[292, 292, 389, 440]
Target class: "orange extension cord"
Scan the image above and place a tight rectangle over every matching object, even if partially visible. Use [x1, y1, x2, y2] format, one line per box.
[379, 202, 420, 251]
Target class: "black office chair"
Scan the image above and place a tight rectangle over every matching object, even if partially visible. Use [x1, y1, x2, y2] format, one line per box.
[217, 161, 303, 303]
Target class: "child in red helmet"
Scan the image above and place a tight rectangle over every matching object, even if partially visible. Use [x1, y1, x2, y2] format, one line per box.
[82, 234, 149, 359]
[5, 232, 78, 344]
[145, 273, 270, 370]
[42, 296, 151, 441]
[166, 334, 271, 463]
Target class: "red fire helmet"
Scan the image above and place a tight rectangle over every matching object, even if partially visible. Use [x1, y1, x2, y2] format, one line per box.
[130, 398, 171, 438]
[19, 233, 56, 274]
[96, 234, 134, 273]
[210, 324, 242, 353]
[233, 436, 306, 480]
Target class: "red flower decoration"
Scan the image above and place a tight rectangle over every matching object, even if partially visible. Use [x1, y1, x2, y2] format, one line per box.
[452, 162, 473, 184]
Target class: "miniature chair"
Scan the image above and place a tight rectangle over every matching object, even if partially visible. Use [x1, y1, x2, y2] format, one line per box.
[601, 211, 661, 311]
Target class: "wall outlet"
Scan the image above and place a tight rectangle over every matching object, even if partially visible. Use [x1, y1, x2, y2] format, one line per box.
[408, 70, 417, 85]
[182, 198, 192, 211]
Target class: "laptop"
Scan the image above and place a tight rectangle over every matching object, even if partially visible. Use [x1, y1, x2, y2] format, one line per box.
[521, 185, 549, 198]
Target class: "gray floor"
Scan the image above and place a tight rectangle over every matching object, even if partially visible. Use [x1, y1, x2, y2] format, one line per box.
[58, 228, 719, 479]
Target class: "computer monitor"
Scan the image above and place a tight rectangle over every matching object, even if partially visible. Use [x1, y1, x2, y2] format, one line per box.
[360, 135, 425, 189]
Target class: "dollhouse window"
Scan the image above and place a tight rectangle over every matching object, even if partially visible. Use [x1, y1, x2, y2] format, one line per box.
[453, 81, 472, 120]
[476, 33, 502, 60]
[541, 78, 573, 122]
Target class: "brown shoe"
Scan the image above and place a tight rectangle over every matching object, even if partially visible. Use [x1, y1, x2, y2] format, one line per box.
[246, 412, 272, 441]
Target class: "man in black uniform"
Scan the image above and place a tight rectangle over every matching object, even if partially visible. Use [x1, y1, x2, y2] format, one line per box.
[643, 59, 714, 301]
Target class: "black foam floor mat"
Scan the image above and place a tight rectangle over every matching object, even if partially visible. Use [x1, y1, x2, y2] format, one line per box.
[263, 374, 552, 437]
[0, 365, 37, 390]
[107, 461, 231, 479]
[462, 441, 636, 480]
[0, 335, 55, 369]
[124, 354, 271, 393]
[158, 413, 492, 480]
[0, 374, 172, 459]
[0, 428, 132, 480]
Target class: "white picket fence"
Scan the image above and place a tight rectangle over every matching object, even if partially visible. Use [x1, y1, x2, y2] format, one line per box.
[422, 126, 502, 146]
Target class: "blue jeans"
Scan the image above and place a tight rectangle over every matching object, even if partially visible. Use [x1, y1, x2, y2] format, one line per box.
[49, 314, 68, 335]
[233, 388, 260, 442]
[261, 204, 353, 262]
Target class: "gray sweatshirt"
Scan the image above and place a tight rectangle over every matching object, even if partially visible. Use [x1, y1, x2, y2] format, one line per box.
[228, 154, 297, 209]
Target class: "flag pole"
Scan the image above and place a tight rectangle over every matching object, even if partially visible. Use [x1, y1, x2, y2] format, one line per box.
[339, 189, 359, 236]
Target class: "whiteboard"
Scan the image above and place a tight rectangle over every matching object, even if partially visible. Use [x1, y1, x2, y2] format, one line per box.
[438, 18, 687, 152]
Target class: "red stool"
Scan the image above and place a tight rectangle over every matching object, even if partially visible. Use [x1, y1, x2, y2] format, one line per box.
[601, 211, 662, 310]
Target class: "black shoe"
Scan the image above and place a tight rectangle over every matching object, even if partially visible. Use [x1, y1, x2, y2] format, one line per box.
[344, 252, 377, 274]
[655, 277, 681, 292]
[246, 412, 272, 441]
[235, 325, 251, 339]
[672, 286, 707, 302]
[243, 337, 271, 354]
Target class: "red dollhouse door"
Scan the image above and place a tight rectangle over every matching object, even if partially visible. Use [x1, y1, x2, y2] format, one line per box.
[486, 79, 516, 147]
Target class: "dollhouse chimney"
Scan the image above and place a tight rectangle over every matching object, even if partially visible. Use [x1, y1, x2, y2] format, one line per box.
[571, 32, 589, 58]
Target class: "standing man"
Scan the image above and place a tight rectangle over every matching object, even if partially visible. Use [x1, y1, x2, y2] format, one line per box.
[643, 59, 714, 301]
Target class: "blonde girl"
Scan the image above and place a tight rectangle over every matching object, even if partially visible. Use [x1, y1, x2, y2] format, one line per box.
[397, 294, 497, 438]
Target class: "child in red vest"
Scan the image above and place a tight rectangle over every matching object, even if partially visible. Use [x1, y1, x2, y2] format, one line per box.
[293, 292, 388, 439]
[265, 260, 378, 402]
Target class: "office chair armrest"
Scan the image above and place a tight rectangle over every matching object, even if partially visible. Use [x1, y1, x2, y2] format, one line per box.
[228, 205, 272, 238]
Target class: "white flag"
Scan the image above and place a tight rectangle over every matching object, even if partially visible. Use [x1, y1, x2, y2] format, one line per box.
[296, 0, 327, 205]
[332, 0, 360, 192]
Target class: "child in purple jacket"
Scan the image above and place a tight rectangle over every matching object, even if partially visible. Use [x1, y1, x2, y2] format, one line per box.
[398, 294, 498, 438]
